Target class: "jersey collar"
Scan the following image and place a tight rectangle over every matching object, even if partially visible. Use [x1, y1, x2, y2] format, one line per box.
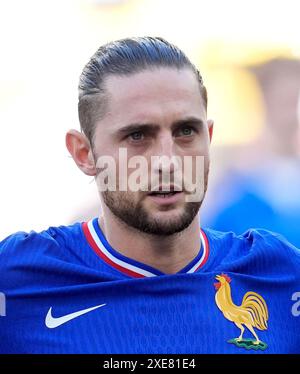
[82, 218, 209, 278]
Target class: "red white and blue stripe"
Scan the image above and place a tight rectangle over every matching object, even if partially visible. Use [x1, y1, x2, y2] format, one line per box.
[82, 218, 209, 278]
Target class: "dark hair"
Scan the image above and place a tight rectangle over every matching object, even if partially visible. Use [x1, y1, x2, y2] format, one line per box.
[78, 36, 207, 145]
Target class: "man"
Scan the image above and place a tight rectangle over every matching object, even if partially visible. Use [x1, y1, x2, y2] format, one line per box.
[0, 37, 299, 354]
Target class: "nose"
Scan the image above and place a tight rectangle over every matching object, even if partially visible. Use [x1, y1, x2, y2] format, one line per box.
[151, 132, 180, 175]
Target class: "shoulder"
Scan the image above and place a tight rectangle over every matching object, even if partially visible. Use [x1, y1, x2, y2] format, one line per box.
[0, 222, 83, 272]
[204, 227, 300, 275]
[242, 228, 300, 274]
[0, 229, 54, 258]
[242, 228, 300, 261]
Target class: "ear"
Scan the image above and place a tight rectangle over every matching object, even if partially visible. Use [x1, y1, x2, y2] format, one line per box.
[65, 129, 97, 176]
[207, 119, 214, 143]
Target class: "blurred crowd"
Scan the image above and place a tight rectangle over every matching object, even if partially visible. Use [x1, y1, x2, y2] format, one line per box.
[202, 58, 300, 247]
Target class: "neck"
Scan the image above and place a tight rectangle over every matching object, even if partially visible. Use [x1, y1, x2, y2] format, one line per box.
[98, 210, 201, 275]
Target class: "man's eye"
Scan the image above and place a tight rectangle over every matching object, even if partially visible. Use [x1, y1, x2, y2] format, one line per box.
[178, 126, 195, 137]
[128, 131, 144, 141]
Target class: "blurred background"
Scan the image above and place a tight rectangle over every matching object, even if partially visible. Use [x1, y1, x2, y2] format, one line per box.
[0, 0, 300, 245]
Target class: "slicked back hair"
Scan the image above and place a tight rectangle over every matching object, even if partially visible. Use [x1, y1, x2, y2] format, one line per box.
[78, 37, 207, 146]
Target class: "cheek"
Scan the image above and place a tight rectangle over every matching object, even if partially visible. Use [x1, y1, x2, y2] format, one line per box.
[181, 153, 209, 191]
[182, 134, 210, 156]
[184, 142, 210, 165]
[198, 135, 211, 154]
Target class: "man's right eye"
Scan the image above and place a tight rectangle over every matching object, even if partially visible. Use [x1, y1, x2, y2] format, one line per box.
[128, 131, 144, 141]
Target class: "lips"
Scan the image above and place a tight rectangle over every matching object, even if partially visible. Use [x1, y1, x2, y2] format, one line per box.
[149, 191, 179, 197]
[148, 185, 182, 195]
[147, 186, 184, 205]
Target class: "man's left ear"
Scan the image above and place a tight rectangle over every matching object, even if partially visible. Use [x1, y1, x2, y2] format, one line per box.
[207, 119, 214, 143]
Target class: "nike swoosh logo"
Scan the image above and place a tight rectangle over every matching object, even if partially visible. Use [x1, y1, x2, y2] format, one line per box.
[45, 304, 106, 329]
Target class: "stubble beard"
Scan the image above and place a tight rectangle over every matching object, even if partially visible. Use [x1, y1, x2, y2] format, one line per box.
[101, 171, 209, 236]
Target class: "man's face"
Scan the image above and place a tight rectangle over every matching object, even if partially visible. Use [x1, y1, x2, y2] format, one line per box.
[93, 67, 212, 235]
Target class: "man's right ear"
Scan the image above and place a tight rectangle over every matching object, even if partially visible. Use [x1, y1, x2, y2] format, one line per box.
[65, 130, 97, 176]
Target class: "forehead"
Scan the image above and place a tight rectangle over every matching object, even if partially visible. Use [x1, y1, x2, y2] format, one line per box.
[102, 67, 206, 129]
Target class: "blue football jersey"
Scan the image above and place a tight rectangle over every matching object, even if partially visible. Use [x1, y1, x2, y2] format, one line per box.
[0, 218, 299, 353]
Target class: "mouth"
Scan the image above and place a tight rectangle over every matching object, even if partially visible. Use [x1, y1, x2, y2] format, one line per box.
[147, 186, 184, 205]
[148, 191, 181, 197]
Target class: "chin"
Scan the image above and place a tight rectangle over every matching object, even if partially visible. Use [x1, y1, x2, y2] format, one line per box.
[148, 205, 185, 218]
[145, 215, 195, 236]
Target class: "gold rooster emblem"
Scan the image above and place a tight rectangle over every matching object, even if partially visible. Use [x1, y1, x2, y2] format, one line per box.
[214, 274, 269, 350]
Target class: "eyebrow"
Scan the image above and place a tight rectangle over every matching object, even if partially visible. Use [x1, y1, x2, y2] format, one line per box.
[116, 123, 158, 137]
[115, 117, 205, 137]
[172, 117, 205, 129]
